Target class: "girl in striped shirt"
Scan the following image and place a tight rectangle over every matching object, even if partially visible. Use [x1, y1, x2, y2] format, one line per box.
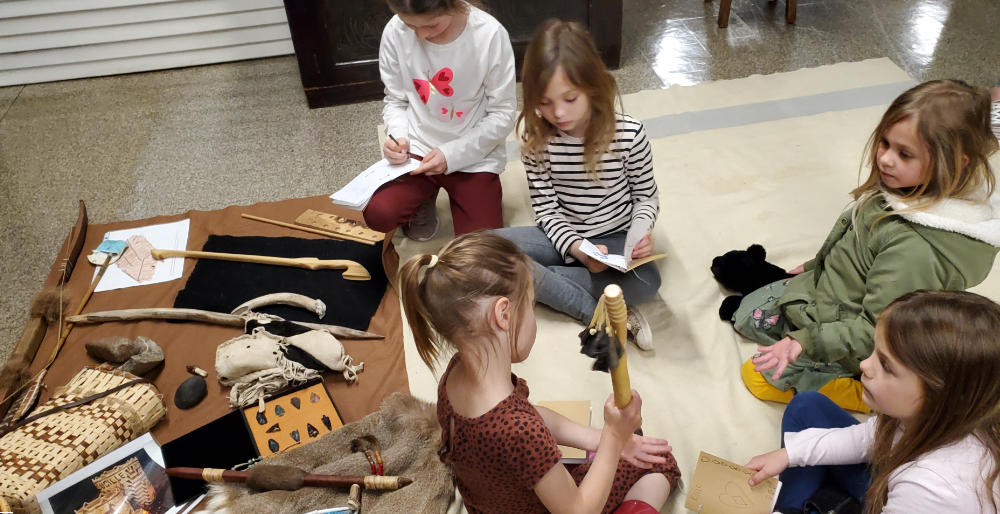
[494, 20, 660, 349]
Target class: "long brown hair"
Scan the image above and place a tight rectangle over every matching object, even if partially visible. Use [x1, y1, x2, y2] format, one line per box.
[398, 232, 533, 370]
[384, 0, 477, 15]
[866, 290, 1000, 513]
[852, 80, 998, 212]
[518, 19, 623, 175]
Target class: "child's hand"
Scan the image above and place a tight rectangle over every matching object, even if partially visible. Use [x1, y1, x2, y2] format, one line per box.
[631, 233, 653, 259]
[788, 264, 805, 275]
[746, 448, 789, 486]
[569, 241, 609, 273]
[619, 433, 671, 469]
[411, 148, 448, 175]
[603, 391, 643, 444]
[753, 337, 803, 379]
[383, 137, 410, 164]
[584, 245, 610, 273]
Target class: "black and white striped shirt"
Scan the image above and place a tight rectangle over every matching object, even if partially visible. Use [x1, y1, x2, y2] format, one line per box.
[523, 114, 659, 261]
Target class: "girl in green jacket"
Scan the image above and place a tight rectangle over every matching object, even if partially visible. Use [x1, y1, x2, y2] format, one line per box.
[730, 79, 1000, 412]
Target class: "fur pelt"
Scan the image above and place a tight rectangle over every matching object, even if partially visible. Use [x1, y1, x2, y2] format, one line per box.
[197, 393, 454, 513]
[30, 288, 71, 325]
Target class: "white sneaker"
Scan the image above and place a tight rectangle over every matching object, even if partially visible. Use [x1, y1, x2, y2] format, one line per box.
[626, 307, 653, 351]
[402, 198, 439, 242]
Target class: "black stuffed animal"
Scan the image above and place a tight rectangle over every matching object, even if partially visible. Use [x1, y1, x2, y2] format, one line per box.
[711, 244, 794, 321]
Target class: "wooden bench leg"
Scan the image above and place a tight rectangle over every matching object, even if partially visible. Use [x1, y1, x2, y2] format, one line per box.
[718, 0, 732, 27]
[786, 0, 797, 23]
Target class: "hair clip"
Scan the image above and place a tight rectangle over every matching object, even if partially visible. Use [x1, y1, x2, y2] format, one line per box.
[427, 254, 439, 268]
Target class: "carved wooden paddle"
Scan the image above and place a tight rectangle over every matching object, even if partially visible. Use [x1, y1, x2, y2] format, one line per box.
[151, 249, 371, 281]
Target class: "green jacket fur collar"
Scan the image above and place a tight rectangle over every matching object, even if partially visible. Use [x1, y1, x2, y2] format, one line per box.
[776, 191, 1000, 391]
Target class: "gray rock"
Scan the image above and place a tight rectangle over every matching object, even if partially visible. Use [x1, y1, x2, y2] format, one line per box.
[116, 336, 164, 376]
[85, 336, 139, 363]
[174, 375, 207, 409]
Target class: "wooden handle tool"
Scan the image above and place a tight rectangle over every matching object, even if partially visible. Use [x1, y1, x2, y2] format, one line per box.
[166, 466, 412, 491]
[151, 249, 371, 281]
[602, 284, 632, 407]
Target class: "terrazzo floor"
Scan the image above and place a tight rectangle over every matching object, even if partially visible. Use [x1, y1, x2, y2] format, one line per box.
[1, 0, 998, 365]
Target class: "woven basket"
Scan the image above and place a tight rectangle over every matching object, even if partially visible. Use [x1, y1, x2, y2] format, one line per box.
[0, 366, 166, 512]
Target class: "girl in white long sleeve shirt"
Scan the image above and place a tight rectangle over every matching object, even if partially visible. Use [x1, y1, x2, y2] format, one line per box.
[364, 0, 516, 239]
[746, 290, 1000, 514]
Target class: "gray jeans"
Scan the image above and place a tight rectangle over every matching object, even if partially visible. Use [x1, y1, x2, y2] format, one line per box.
[492, 226, 661, 323]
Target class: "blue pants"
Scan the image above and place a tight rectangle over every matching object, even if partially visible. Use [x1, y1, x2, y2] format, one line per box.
[491, 226, 661, 323]
[776, 392, 870, 510]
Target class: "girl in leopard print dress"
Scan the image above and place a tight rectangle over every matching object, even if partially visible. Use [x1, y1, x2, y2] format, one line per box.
[399, 232, 679, 514]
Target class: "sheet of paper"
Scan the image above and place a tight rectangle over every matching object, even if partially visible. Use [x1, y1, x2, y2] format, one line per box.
[578, 217, 655, 273]
[623, 217, 653, 266]
[684, 451, 781, 514]
[578, 239, 630, 272]
[93, 219, 190, 292]
[330, 158, 420, 209]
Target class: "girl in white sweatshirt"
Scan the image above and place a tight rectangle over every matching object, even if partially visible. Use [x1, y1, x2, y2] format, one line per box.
[366, 0, 516, 241]
[746, 290, 1000, 514]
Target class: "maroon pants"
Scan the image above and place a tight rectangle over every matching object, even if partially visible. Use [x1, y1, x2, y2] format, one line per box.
[362, 171, 503, 235]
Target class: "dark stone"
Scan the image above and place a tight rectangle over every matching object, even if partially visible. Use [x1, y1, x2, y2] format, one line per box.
[290, 397, 301, 409]
[321, 415, 332, 431]
[307, 424, 319, 438]
[173, 376, 207, 410]
[85, 336, 138, 363]
[266, 423, 281, 433]
[268, 439, 279, 453]
[290, 430, 300, 443]
[275, 405, 285, 417]
[256, 411, 267, 425]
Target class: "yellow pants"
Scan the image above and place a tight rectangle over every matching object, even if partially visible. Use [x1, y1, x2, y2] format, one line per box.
[740, 359, 871, 413]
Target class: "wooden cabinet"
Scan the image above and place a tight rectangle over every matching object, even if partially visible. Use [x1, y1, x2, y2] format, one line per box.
[282, 0, 623, 108]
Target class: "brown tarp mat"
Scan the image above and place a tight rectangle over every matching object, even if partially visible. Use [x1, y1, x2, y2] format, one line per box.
[27, 196, 408, 444]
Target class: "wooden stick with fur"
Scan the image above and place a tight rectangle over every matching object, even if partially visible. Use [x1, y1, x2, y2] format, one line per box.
[603, 285, 632, 407]
[167, 465, 412, 491]
[579, 285, 632, 408]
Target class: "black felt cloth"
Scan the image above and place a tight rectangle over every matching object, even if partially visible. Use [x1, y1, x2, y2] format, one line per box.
[174, 236, 387, 330]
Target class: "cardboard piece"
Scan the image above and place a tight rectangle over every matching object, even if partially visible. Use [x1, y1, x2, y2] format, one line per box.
[684, 451, 781, 514]
[537, 400, 591, 464]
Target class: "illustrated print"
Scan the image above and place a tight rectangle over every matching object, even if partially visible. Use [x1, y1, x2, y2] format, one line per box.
[413, 67, 455, 104]
[752, 308, 780, 330]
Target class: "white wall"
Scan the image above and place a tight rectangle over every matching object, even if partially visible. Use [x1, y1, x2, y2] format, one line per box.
[0, 0, 294, 87]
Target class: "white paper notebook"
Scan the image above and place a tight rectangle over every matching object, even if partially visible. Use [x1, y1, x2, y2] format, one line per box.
[330, 158, 420, 209]
[578, 218, 665, 272]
